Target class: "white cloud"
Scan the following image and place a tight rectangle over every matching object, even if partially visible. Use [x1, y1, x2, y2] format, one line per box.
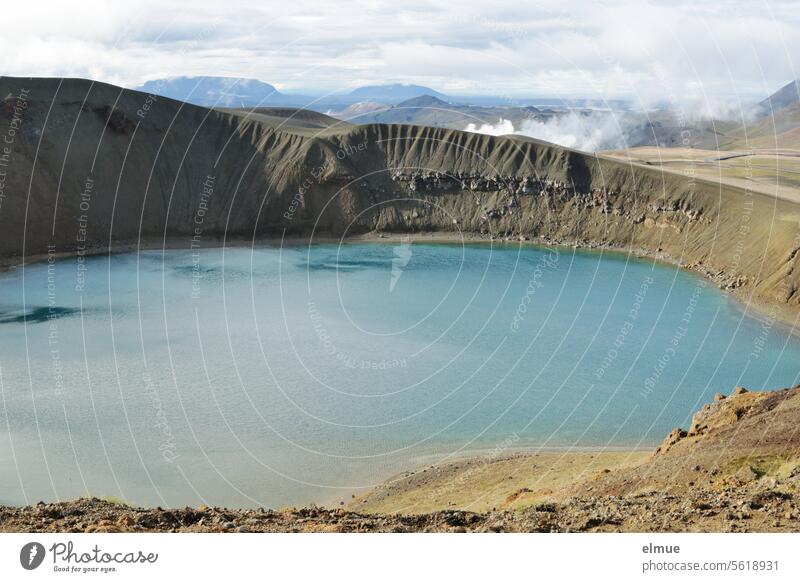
[517, 112, 630, 152]
[464, 112, 631, 152]
[0, 0, 798, 102]
[464, 118, 516, 136]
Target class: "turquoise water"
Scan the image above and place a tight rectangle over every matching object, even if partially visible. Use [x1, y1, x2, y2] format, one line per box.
[1, 242, 799, 508]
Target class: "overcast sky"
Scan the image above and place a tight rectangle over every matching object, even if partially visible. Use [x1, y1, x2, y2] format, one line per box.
[2, 0, 798, 104]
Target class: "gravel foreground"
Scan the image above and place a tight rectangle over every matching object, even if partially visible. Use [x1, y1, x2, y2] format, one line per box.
[2, 483, 799, 533]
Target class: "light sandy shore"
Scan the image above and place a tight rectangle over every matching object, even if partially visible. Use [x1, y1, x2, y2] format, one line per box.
[350, 449, 652, 515]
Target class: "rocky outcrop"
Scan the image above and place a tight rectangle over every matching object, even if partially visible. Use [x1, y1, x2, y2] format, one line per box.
[581, 384, 800, 504]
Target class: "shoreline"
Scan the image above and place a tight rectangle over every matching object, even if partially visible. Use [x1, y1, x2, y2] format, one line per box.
[0, 443, 655, 512]
[3, 229, 796, 335]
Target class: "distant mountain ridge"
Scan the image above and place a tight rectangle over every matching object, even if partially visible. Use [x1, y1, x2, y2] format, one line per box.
[135, 77, 456, 108]
[134, 76, 640, 112]
[759, 79, 800, 112]
[133, 76, 800, 149]
[135, 75, 799, 115]
[137, 76, 287, 107]
[347, 83, 451, 103]
[394, 95, 452, 107]
[334, 93, 546, 128]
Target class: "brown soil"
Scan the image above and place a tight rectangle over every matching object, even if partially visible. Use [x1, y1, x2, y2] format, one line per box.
[1, 483, 797, 533]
